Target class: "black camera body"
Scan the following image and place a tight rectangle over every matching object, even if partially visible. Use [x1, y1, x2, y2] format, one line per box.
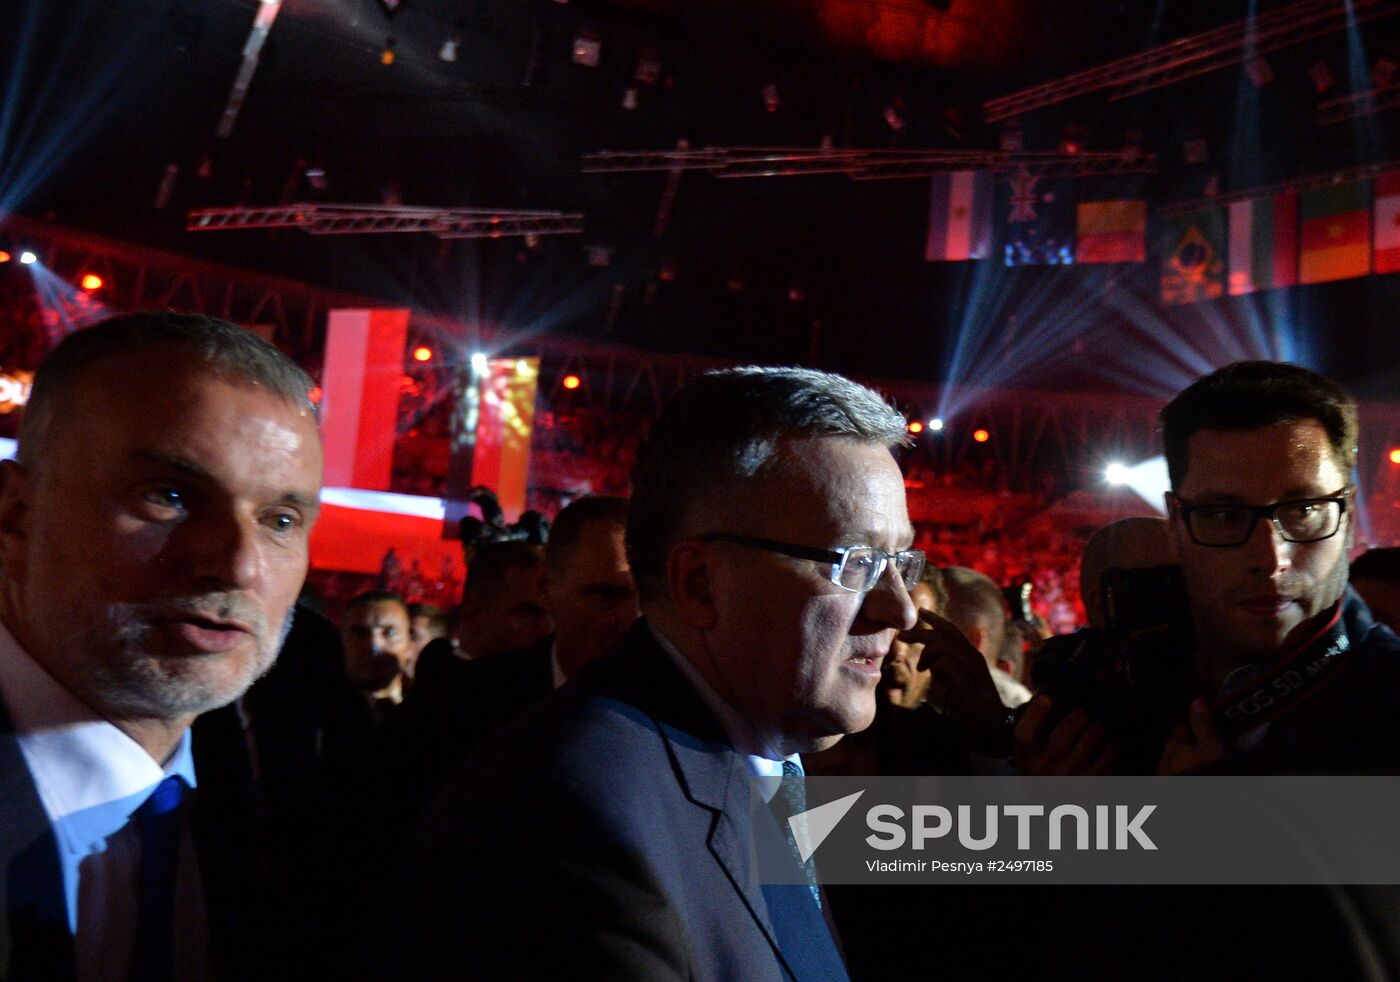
[1031, 564, 1196, 772]
[456, 486, 549, 558]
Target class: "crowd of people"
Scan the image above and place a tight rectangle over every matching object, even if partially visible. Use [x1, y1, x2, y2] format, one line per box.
[3, 311, 1400, 979]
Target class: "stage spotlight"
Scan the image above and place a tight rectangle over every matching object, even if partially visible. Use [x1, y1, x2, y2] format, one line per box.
[79, 274, 104, 291]
[0, 252, 10, 264]
[412, 346, 432, 363]
[380, 38, 396, 65]
[1389, 448, 1400, 465]
[1105, 462, 1129, 485]
[19, 251, 37, 265]
[562, 374, 582, 390]
[908, 421, 924, 435]
[928, 417, 944, 432]
[308, 385, 323, 405]
[470, 352, 489, 375]
[972, 428, 990, 443]
[439, 37, 459, 62]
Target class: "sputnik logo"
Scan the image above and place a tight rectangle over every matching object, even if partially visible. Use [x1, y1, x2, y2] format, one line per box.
[787, 791, 865, 862]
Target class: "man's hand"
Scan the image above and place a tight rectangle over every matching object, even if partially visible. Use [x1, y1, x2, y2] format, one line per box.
[1013, 695, 1119, 776]
[907, 608, 1006, 741]
[1155, 698, 1224, 775]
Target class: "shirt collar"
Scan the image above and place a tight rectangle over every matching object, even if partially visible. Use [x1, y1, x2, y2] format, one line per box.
[646, 622, 800, 798]
[0, 617, 198, 847]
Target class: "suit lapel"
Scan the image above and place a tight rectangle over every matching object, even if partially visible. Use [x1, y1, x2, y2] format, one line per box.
[582, 623, 837, 981]
[0, 701, 75, 982]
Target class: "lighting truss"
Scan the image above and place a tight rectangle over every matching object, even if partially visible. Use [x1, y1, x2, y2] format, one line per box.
[1158, 157, 1400, 217]
[581, 147, 1156, 180]
[187, 204, 584, 239]
[983, 0, 1400, 122]
[1317, 82, 1400, 123]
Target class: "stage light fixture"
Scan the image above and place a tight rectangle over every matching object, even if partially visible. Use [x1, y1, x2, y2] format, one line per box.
[0, 251, 10, 263]
[908, 421, 924, 434]
[470, 352, 489, 375]
[308, 385, 323, 404]
[762, 83, 780, 112]
[378, 0, 402, 14]
[1105, 462, 1129, 485]
[972, 428, 990, 443]
[928, 418, 944, 432]
[380, 38, 396, 65]
[439, 37, 458, 62]
[622, 87, 639, 110]
[18, 252, 36, 265]
[562, 374, 582, 390]
[572, 32, 602, 67]
[412, 346, 432, 363]
[79, 274, 104, 291]
[1390, 448, 1400, 465]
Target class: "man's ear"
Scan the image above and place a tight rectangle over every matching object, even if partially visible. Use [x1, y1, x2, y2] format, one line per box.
[0, 459, 30, 573]
[666, 539, 719, 630]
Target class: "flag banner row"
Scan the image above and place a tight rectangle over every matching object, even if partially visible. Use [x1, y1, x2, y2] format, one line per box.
[923, 169, 1400, 306]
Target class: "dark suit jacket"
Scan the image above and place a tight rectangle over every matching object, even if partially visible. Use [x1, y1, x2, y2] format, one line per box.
[390, 620, 847, 981]
[393, 635, 554, 810]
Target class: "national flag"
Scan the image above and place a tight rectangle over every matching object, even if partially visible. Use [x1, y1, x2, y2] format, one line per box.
[1076, 200, 1146, 263]
[925, 170, 992, 261]
[1001, 169, 1076, 265]
[1160, 209, 1225, 305]
[1373, 171, 1400, 273]
[1299, 180, 1371, 284]
[322, 308, 410, 491]
[1227, 191, 1298, 295]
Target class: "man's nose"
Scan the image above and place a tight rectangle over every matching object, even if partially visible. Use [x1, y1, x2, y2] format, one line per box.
[189, 510, 261, 589]
[1244, 516, 1293, 574]
[861, 561, 918, 631]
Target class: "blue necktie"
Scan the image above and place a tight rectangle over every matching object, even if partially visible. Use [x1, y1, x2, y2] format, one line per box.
[130, 776, 187, 982]
[774, 760, 822, 911]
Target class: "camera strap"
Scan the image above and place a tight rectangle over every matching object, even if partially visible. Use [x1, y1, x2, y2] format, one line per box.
[1213, 603, 1351, 740]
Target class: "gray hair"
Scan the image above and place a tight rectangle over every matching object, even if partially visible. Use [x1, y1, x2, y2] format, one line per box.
[18, 312, 316, 469]
[626, 366, 908, 604]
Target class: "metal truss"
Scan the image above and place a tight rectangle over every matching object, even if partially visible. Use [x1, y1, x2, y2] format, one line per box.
[1317, 82, 1400, 124]
[187, 204, 584, 239]
[1158, 156, 1400, 217]
[582, 147, 1156, 180]
[984, 0, 1400, 122]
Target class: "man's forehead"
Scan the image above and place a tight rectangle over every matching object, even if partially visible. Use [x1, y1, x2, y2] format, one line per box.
[1177, 421, 1345, 498]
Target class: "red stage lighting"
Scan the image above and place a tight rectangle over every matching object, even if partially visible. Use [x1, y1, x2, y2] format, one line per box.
[0, 251, 10, 264]
[973, 428, 990, 443]
[562, 374, 582, 390]
[79, 273, 103, 291]
[308, 386, 323, 404]
[1389, 448, 1400, 465]
[412, 346, 433, 363]
[907, 420, 924, 434]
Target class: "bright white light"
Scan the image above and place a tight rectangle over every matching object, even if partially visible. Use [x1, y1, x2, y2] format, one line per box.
[320, 486, 445, 520]
[928, 418, 945, 432]
[0, 438, 15, 461]
[18, 251, 36, 265]
[1105, 456, 1171, 513]
[470, 352, 489, 375]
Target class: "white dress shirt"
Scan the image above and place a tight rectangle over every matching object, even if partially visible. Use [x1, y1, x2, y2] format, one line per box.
[0, 620, 207, 981]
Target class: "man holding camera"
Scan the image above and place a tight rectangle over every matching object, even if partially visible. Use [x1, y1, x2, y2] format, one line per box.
[1021, 360, 1400, 776]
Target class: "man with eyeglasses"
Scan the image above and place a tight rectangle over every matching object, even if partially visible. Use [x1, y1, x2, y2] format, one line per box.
[390, 366, 1003, 980]
[1021, 360, 1400, 776]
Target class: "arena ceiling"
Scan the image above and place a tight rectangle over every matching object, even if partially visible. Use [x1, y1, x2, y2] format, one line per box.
[4, 0, 1400, 398]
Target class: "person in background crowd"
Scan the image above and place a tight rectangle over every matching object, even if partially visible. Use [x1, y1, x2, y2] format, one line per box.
[394, 496, 639, 806]
[339, 590, 413, 720]
[1078, 515, 1176, 629]
[942, 566, 1033, 709]
[405, 602, 450, 677]
[1349, 546, 1400, 634]
[0, 312, 323, 980]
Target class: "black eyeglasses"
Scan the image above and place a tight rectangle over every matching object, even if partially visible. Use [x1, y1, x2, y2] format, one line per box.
[1172, 485, 1353, 547]
[701, 533, 925, 593]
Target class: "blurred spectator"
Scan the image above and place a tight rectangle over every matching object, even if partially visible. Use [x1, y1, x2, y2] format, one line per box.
[1350, 547, 1400, 633]
[1079, 516, 1175, 628]
[942, 567, 1032, 708]
[406, 602, 450, 675]
[340, 591, 413, 720]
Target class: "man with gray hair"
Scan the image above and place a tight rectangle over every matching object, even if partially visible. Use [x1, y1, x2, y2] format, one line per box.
[0, 312, 323, 979]
[395, 366, 1004, 980]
